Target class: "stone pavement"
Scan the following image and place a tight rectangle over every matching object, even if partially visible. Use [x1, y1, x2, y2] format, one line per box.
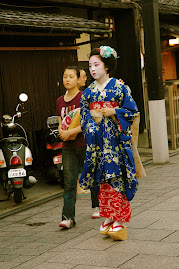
[0, 147, 154, 217]
[0, 146, 177, 217]
[0, 152, 179, 268]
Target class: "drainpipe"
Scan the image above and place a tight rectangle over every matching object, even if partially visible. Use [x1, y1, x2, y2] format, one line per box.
[141, 0, 169, 163]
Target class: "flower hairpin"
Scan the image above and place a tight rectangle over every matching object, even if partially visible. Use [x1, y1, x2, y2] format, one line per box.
[98, 46, 118, 59]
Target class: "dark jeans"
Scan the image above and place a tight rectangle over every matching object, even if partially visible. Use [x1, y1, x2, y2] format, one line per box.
[90, 186, 99, 208]
[62, 146, 86, 224]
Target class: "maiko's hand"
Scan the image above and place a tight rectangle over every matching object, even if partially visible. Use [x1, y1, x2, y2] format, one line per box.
[101, 107, 117, 117]
[59, 130, 72, 141]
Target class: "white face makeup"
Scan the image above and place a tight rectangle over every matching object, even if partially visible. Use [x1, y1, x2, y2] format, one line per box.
[89, 55, 108, 82]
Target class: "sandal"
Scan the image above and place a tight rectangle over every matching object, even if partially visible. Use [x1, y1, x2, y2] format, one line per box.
[77, 189, 90, 195]
[108, 225, 127, 241]
[100, 220, 114, 235]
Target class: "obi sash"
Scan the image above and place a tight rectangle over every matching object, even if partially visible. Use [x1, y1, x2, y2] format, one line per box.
[89, 101, 119, 125]
[89, 101, 119, 110]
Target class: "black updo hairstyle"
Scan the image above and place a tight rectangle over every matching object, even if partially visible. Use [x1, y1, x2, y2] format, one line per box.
[89, 48, 117, 74]
[64, 65, 80, 78]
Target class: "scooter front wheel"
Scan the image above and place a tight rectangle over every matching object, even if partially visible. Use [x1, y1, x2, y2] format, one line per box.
[14, 188, 22, 204]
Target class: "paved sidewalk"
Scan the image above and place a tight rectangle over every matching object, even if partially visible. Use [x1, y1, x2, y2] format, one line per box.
[0, 147, 154, 217]
[0, 153, 179, 268]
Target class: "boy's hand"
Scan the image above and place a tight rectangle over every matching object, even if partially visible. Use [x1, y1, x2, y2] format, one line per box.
[59, 129, 72, 141]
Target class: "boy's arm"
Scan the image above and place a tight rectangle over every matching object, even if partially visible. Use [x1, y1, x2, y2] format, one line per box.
[58, 116, 82, 141]
[58, 116, 62, 135]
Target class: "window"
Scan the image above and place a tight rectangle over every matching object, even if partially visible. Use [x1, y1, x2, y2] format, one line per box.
[105, 17, 115, 31]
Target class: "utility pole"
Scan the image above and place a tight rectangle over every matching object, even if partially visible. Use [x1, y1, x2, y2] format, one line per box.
[141, 0, 169, 163]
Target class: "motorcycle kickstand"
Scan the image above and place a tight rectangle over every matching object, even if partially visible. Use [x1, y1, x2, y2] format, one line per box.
[7, 193, 11, 201]
[22, 190, 26, 200]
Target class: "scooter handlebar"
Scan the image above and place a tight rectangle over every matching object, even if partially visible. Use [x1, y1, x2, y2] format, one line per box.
[21, 111, 28, 115]
[12, 111, 28, 122]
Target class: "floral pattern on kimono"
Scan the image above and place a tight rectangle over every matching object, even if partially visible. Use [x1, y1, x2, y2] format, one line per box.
[79, 78, 139, 201]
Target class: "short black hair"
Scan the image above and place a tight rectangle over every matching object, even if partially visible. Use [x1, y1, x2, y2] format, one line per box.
[89, 48, 117, 74]
[78, 66, 86, 72]
[64, 66, 80, 78]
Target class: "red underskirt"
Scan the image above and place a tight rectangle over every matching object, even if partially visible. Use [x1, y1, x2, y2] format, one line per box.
[98, 182, 132, 222]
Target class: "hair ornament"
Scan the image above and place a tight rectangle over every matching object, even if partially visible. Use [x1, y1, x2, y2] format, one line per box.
[99, 46, 118, 59]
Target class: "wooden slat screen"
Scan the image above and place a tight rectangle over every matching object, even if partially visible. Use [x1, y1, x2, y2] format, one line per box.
[0, 50, 77, 137]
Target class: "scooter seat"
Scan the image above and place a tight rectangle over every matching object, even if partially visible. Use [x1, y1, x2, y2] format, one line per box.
[0, 137, 28, 147]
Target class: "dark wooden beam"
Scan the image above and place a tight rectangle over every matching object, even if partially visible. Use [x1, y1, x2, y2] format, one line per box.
[43, 0, 133, 9]
[0, 46, 78, 50]
[141, 0, 164, 100]
[0, 31, 78, 37]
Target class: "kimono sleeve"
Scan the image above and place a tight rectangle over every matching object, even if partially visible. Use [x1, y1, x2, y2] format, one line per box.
[115, 84, 139, 132]
[80, 88, 98, 131]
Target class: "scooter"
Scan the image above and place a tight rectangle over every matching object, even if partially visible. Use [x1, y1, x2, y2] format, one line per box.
[0, 93, 37, 204]
[45, 116, 64, 186]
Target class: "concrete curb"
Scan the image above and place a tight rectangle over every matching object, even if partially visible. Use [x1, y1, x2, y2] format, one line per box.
[0, 191, 63, 219]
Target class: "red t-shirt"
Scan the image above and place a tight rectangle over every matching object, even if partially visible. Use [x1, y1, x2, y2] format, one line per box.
[56, 91, 86, 149]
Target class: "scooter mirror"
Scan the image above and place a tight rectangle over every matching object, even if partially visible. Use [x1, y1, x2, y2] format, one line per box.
[19, 93, 28, 102]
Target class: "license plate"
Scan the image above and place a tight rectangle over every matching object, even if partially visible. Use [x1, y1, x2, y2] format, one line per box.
[8, 168, 26, 178]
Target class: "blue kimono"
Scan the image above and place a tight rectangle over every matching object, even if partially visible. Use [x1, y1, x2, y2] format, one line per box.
[79, 78, 139, 201]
